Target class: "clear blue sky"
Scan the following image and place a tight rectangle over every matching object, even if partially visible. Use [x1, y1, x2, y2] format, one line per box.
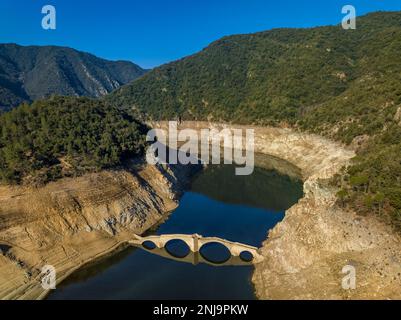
[0, 0, 400, 68]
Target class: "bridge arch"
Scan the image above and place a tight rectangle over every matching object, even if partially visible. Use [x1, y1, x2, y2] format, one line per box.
[239, 250, 254, 262]
[142, 240, 157, 250]
[199, 242, 231, 264]
[164, 239, 191, 258]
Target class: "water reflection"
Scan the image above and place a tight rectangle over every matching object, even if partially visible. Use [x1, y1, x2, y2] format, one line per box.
[191, 161, 303, 211]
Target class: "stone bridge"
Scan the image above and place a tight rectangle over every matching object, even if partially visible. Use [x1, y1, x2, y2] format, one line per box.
[129, 234, 265, 264]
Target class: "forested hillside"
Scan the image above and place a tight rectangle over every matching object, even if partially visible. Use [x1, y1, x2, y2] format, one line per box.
[0, 97, 147, 185]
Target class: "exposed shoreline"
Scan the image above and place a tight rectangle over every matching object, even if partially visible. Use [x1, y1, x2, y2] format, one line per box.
[152, 121, 401, 299]
[1, 121, 401, 300]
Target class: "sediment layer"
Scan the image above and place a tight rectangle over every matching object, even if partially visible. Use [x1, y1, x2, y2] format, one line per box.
[0, 162, 194, 299]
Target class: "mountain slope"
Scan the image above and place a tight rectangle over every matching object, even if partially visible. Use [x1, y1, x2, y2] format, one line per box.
[109, 11, 401, 131]
[0, 44, 147, 111]
[108, 11, 401, 230]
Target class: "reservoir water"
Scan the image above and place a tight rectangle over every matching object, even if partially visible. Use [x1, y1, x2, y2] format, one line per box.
[48, 160, 303, 300]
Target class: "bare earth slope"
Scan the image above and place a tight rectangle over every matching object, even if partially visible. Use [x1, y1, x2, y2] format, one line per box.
[0, 162, 193, 299]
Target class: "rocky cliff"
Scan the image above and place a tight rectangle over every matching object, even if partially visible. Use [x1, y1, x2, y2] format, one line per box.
[0, 161, 195, 299]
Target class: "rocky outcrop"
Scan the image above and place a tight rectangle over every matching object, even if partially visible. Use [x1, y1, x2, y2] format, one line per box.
[153, 121, 401, 299]
[0, 161, 195, 300]
[394, 106, 401, 126]
[253, 184, 401, 299]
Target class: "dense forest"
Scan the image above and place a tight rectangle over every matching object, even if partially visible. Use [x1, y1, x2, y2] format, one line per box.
[108, 11, 401, 230]
[0, 97, 147, 185]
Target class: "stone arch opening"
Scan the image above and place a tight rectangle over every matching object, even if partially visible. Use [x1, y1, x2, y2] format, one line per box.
[165, 239, 190, 258]
[199, 242, 231, 264]
[142, 240, 157, 250]
[239, 250, 254, 262]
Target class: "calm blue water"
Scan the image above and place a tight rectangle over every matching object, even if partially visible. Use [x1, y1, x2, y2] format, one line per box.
[48, 164, 303, 300]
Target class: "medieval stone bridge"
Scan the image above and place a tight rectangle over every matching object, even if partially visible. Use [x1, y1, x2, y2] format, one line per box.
[129, 234, 265, 264]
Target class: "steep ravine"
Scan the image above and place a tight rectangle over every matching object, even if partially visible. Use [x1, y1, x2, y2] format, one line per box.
[152, 121, 401, 299]
[0, 162, 196, 300]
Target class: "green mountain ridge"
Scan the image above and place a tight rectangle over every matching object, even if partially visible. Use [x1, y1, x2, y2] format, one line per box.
[107, 11, 401, 230]
[0, 44, 147, 111]
[109, 11, 400, 131]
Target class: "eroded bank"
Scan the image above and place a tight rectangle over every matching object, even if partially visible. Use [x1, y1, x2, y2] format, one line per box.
[152, 121, 401, 299]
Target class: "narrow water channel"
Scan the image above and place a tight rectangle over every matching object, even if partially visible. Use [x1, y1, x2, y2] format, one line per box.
[48, 159, 303, 300]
